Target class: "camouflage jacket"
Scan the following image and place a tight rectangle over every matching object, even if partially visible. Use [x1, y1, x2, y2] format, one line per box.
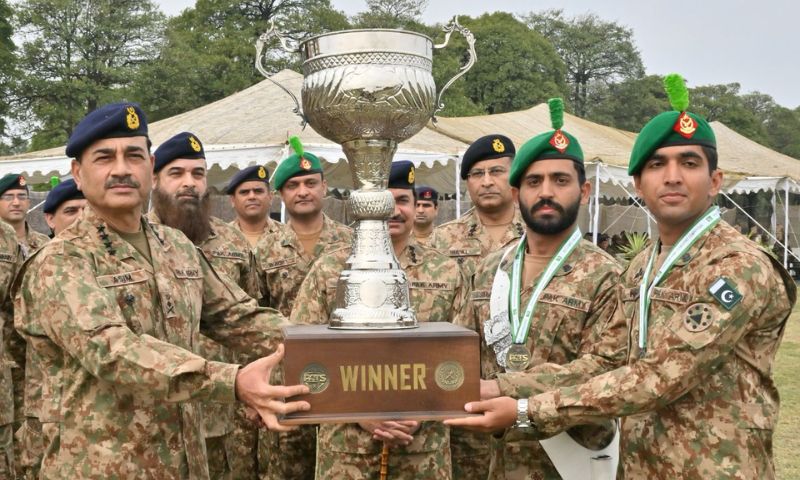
[255, 214, 351, 317]
[431, 207, 525, 275]
[527, 221, 797, 479]
[291, 236, 468, 460]
[230, 217, 285, 251]
[0, 221, 18, 428]
[20, 222, 48, 259]
[456, 238, 624, 478]
[13, 206, 288, 479]
[148, 212, 260, 438]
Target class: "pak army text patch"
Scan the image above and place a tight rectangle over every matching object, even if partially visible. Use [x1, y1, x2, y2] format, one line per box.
[708, 277, 742, 310]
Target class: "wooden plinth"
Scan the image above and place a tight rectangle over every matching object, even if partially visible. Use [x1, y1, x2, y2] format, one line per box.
[281, 322, 479, 424]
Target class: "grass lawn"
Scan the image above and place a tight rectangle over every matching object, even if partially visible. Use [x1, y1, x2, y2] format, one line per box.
[775, 299, 800, 478]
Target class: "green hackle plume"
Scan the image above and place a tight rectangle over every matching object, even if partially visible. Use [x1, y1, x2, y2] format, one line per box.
[289, 136, 304, 157]
[548, 98, 564, 130]
[664, 73, 690, 112]
[50, 176, 60, 189]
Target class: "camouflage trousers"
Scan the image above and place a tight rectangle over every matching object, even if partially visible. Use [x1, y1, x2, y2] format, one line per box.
[0, 424, 14, 479]
[316, 445, 451, 480]
[13, 417, 42, 479]
[207, 408, 261, 480]
[450, 428, 490, 480]
[261, 424, 317, 480]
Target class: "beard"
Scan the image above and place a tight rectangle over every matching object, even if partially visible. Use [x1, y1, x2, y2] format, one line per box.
[520, 196, 581, 235]
[152, 187, 213, 245]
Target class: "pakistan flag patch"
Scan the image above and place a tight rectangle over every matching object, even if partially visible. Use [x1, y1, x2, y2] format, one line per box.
[708, 277, 742, 310]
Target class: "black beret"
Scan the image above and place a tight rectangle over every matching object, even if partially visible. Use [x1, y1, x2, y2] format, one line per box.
[43, 179, 84, 214]
[416, 185, 438, 203]
[225, 165, 270, 195]
[388, 160, 415, 190]
[66, 103, 148, 159]
[154, 132, 205, 172]
[460, 134, 515, 179]
[0, 173, 28, 195]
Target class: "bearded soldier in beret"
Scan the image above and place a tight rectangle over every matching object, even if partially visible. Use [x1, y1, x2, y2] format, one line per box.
[447, 75, 797, 479]
[255, 137, 351, 480]
[149, 131, 262, 479]
[13, 103, 310, 479]
[292, 160, 468, 480]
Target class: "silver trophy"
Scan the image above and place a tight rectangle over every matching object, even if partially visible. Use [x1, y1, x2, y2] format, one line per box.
[256, 20, 475, 329]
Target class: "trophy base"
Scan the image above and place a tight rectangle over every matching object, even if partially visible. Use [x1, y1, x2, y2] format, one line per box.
[281, 322, 479, 424]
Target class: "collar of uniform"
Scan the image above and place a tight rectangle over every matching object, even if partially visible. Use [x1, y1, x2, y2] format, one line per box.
[282, 213, 341, 248]
[664, 220, 721, 268]
[498, 236, 581, 278]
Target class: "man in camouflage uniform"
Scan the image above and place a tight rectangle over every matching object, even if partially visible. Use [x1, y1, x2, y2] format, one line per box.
[12, 102, 310, 479]
[413, 185, 438, 246]
[292, 160, 468, 480]
[256, 138, 351, 480]
[432, 134, 524, 479]
[0, 221, 19, 478]
[43, 179, 87, 235]
[227, 165, 284, 249]
[453, 99, 624, 479]
[149, 131, 262, 479]
[432, 135, 524, 277]
[446, 75, 797, 479]
[0, 174, 50, 258]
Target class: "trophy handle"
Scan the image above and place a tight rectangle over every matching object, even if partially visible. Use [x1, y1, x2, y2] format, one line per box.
[255, 20, 307, 126]
[432, 16, 477, 122]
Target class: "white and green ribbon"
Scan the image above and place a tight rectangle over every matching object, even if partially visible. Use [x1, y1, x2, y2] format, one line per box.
[638, 206, 720, 353]
[509, 228, 582, 344]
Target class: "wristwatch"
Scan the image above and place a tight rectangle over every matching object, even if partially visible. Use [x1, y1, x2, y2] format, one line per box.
[515, 398, 532, 428]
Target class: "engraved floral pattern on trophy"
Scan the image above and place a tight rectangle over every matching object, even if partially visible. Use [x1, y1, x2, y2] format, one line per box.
[256, 20, 476, 329]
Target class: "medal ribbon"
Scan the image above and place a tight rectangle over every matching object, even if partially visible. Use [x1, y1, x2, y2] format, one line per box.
[509, 228, 581, 344]
[638, 206, 720, 353]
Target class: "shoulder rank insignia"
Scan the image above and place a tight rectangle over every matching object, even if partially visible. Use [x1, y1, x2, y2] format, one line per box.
[708, 277, 742, 310]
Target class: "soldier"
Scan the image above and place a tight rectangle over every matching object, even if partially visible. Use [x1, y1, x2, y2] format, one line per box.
[227, 165, 283, 249]
[446, 75, 797, 479]
[256, 137, 351, 480]
[0, 174, 49, 257]
[150, 131, 261, 479]
[413, 185, 439, 245]
[452, 99, 624, 479]
[432, 134, 524, 276]
[292, 160, 468, 480]
[0, 221, 18, 478]
[13, 102, 310, 479]
[15, 178, 86, 478]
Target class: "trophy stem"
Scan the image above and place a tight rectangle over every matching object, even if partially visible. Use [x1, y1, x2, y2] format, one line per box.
[329, 139, 417, 329]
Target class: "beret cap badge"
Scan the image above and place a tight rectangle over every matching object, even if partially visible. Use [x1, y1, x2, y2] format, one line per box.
[408, 167, 415, 183]
[549, 130, 570, 153]
[674, 112, 698, 139]
[18, 176, 26, 187]
[300, 158, 312, 170]
[189, 136, 202, 152]
[258, 166, 267, 179]
[125, 106, 140, 130]
[492, 138, 505, 153]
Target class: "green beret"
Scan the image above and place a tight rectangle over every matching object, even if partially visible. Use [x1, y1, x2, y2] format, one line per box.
[628, 74, 716, 175]
[509, 98, 584, 188]
[0, 173, 28, 195]
[272, 136, 323, 191]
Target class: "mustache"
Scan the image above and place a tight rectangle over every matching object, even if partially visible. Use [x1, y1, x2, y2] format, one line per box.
[530, 199, 565, 215]
[104, 176, 141, 189]
[388, 214, 405, 222]
[176, 187, 199, 199]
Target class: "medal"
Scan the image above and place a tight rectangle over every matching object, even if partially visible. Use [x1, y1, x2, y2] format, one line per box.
[505, 344, 531, 372]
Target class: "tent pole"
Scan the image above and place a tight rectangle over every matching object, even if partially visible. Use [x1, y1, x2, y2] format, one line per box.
[455, 154, 461, 219]
[771, 190, 777, 240]
[592, 163, 601, 244]
[281, 200, 286, 223]
[784, 179, 791, 268]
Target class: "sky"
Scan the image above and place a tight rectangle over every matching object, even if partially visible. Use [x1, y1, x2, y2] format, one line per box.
[157, 0, 800, 109]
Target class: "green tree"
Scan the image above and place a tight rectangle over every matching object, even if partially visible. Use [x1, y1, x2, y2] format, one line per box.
[130, 0, 349, 122]
[432, 12, 566, 116]
[689, 83, 767, 142]
[587, 75, 667, 132]
[13, 0, 165, 150]
[764, 106, 800, 159]
[523, 9, 644, 117]
[0, 0, 14, 138]
[352, 0, 427, 27]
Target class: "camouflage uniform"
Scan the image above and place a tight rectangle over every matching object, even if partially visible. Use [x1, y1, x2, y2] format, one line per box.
[431, 207, 523, 479]
[254, 214, 351, 480]
[431, 207, 524, 276]
[230, 217, 284, 252]
[456, 238, 624, 479]
[291, 236, 468, 480]
[0, 221, 18, 478]
[20, 222, 48, 259]
[13, 206, 288, 479]
[525, 221, 797, 479]
[150, 212, 261, 479]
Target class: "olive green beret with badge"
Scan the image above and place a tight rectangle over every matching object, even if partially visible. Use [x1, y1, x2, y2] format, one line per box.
[509, 98, 584, 187]
[628, 74, 716, 175]
[272, 136, 323, 191]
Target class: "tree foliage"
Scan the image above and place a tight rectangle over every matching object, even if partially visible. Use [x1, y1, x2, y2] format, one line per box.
[13, 0, 165, 150]
[0, 0, 14, 138]
[523, 9, 644, 117]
